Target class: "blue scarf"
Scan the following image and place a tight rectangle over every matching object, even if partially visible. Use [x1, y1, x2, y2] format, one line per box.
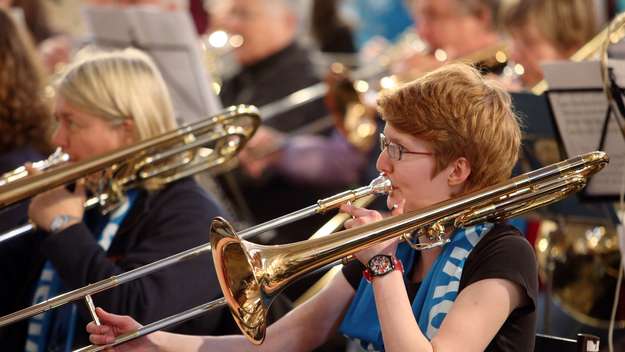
[25, 191, 137, 352]
[339, 223, 493, 351]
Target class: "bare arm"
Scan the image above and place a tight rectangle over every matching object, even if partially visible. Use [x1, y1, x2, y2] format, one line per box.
[370, 274, 526, 352]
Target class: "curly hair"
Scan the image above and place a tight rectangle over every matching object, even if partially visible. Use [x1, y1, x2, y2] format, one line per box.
[0, 8, 52, 154]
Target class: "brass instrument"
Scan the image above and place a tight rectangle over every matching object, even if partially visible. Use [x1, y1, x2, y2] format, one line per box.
[0, 148, 69, 187]
[76, 151, 607, 351]
[0, 105, 260, 243]
[535, 218, 625, 328]
[0, 175, 391, 329]
[211, 151, 608, 344]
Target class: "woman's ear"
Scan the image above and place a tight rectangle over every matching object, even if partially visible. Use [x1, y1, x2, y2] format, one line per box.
[119, 119, 137, 144]
[448, 157, 471, 187]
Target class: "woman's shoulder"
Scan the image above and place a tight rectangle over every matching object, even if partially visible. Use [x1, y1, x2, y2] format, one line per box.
[461, 222, 538, 292]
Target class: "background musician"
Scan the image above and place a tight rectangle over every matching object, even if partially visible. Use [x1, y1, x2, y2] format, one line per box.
[393, 0, 506, 77]
[210, 0, 368, 248]
[0, 48, 232, 350]
[87, 63, 538, 352]
[504, 0, 597, 88]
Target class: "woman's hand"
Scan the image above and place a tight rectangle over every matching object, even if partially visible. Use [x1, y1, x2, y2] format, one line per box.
[340, 200, 404, 264]
[87, 307, 157, 352]
[27, 165, 86, 232]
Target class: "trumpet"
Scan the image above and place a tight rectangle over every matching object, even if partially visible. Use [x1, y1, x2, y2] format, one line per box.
[0, 174, 391, 329]
[78, 151, 608, 351]
[0, 105, 260, 243]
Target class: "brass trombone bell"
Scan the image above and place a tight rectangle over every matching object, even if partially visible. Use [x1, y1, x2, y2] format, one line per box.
[210, 151, 609, 344]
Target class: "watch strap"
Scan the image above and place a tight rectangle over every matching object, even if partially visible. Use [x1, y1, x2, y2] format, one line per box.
[49, 214, 81, 234]
[363, 255, 404, 282]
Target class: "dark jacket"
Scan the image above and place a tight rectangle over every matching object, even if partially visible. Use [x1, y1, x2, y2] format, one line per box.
[219, 41, 327, 132]
[0, 177, 234, 350]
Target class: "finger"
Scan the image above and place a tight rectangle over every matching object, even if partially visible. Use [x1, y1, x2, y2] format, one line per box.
[74, 179, 87, 199]
[391, 199, 406, 217]
[99, 307, 141, 331]
[25, 163, 41, 176]
[342, 203, 379, 219]
[89, 332, 115, 345]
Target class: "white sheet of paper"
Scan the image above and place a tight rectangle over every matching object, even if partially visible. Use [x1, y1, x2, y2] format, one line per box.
[542, 60, 625, 197]
[81, 5, 222, 124]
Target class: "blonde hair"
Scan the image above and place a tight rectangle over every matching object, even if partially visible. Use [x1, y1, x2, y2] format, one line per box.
[377, 63, 522, 193]
[504, 0, 596, 53]
[55, 47, 177, 141]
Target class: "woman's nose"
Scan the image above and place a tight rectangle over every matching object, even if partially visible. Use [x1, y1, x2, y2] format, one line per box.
[376, 149, 393, 175]
[51, 123, 68, 150]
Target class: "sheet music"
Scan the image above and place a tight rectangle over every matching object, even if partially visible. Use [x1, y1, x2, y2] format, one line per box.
[543, 60, 625, 198]
[81, 5, 222, 124]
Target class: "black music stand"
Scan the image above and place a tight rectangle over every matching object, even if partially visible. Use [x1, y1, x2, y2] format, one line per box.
[542, 60, 625, 202]
[81, 5, 222, 124]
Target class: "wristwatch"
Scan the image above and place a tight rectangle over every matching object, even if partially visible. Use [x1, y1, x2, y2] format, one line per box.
[363, 254, 404, 282]
[49, 214, 80, 234]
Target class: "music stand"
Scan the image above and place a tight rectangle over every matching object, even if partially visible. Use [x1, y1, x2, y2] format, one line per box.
[543, 60, 625, 201]
[81, 5, 222, 124]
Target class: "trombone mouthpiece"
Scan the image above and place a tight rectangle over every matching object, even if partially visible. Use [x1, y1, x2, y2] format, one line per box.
[369, 174, 393, 195]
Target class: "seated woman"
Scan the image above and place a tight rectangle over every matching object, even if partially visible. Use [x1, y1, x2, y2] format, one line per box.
[0, 48, 232, 350]
[504, 0, 597, 89]
[87, 63, 538, 352]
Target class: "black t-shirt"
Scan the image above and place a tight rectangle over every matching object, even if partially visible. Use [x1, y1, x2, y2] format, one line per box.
[341, 223, 538, 352]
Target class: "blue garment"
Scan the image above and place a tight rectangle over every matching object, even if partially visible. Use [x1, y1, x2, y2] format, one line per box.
[340, 223, 493, 351]
[24, 191, 137, 352]
[345, 0, 414, 49]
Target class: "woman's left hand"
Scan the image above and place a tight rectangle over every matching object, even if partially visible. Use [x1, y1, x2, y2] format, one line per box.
[28, 179, 86, 233]
[341, 201, 403, 265]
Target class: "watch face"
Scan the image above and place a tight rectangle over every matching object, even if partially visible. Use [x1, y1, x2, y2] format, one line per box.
[368, 255, 393, 276]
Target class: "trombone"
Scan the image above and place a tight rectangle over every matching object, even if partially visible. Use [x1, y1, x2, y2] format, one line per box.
[78, 151, 608, 351]
[0, 174, 392, 328]
[0, 105, 260, 243]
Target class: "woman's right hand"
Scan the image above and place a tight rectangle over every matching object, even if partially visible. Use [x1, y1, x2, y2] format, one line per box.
[87, 307, 158, 352]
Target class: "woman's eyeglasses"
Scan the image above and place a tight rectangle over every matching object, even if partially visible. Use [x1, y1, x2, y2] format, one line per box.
[379, 133, 434, 161]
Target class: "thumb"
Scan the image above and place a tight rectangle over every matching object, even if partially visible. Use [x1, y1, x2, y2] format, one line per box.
[391, 198, 406, 216]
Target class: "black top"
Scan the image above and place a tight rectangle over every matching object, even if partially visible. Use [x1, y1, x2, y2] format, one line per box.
[219, 42, 327, 132]
[342, 223, 538, 352]
[0, 178, 236, 349]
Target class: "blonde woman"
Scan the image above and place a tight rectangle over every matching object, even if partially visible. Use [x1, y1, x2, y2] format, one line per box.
[88, 63, 538, 351]
[1, 48, 230, 351]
